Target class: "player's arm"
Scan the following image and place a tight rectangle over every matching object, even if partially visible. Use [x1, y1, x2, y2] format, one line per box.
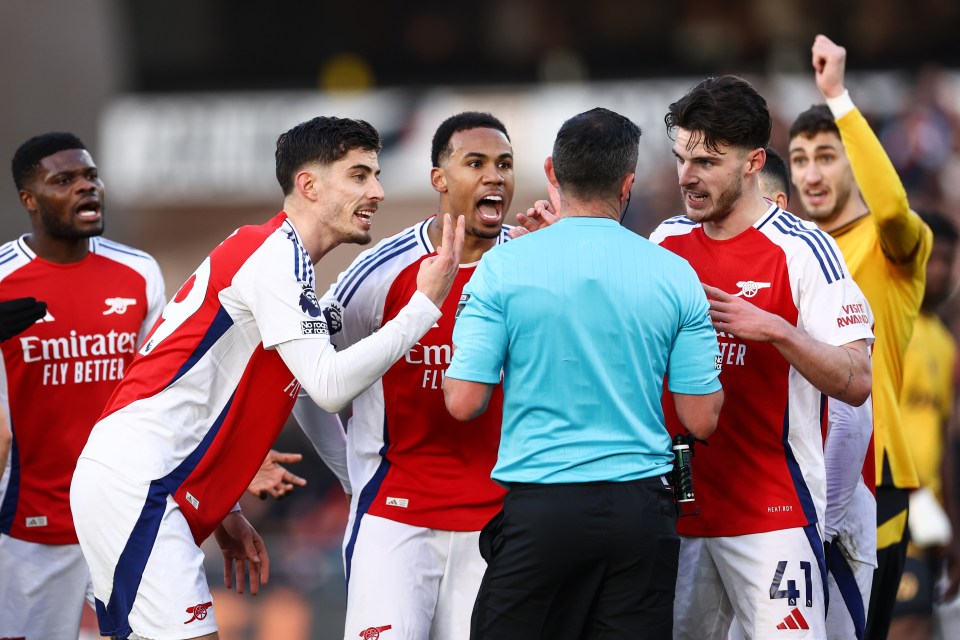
[290, 394, 351, 494]
[703, 283, 872, 405]
[672, 390, 724, 441]
[443, 378, 495, 422]
[823, 398, 872, 543]
[277, 214, 465, 413]
[812, 34, 928, 263]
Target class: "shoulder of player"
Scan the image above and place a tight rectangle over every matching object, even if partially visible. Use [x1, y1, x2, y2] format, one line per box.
[0, 237, 34, 280]
[757, 209, 848, 285]
[649, 215, 699, 244]
[327, 223, 429, 307]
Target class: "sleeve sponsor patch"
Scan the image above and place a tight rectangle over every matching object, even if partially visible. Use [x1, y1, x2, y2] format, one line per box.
[836, 303, 869, 328]
[455, 293, 470, 319]
[301, 320, 329, 335]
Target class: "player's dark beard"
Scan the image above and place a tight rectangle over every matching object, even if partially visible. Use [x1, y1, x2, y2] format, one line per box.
[469, 224, 502, 240]
[710, 176, 743, 222]
[37, 202, 104, 240]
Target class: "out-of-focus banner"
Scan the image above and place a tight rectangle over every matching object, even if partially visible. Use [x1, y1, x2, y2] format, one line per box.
[99, 74, 916, 207]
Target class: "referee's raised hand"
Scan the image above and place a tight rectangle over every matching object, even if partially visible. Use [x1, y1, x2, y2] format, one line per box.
[0, 297, 46, 341]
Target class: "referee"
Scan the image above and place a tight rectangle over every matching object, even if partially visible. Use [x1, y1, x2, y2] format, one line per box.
[443, 107, 724, 639]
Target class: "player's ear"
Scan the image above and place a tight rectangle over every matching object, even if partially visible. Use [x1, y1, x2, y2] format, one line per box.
[745, 147, 765, 177]
[18, 189, 37, 214]
[295, 168, 319, 202]
[620, 173, 635, 202]
[431, 167, 448, 194]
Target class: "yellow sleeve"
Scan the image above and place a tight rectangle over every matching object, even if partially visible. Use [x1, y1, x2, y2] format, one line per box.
[835, 107, 929, 266]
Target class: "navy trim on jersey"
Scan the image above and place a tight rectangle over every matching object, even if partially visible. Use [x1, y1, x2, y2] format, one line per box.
[343, 412, 393, 591]
[99, 479, 168, 639]
[828, 543, 866, 639]
[0, 429, 21, 534]
[771, 213, 844, 284]
[415, 219, 432, 252]
[804, 523, 830, 615]
[15, 238, 32, 258]
[162, 391, 237, 493]
[0, 247, 18, 266]
[661, 216, 698, 226]
[168, 306, 235, 387]
[337, 234, 419, 307]
[94, 238, 152, 260]
[783, 407, 819, 526]
[755, 206, 782, 230]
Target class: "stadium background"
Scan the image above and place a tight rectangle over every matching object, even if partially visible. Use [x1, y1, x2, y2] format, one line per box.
[2, 0, 959, 637]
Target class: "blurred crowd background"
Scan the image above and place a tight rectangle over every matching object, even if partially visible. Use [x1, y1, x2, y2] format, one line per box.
[3, 1, 960, 637]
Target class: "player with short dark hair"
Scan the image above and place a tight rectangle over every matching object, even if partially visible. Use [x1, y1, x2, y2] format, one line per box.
[652, 75, 874, 639]
[70, 116, 465, 640]
[788, 35, 933, 640]
[759, 146, 791, 209]
[296, 111, 514, 639]
[0, 132, 166, 640]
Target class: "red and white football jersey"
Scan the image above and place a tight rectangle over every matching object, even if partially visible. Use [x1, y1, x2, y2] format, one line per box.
[0, 236, 165, 544]
[80, 213, 327, 543]
[321, 218, 507, 532]
[650, 205, 874, 537]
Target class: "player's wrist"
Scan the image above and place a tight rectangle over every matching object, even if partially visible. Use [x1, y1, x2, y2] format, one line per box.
[825, 89, 855, 120]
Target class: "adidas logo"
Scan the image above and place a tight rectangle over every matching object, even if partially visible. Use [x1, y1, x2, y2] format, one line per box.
[776, 607, 809, 630]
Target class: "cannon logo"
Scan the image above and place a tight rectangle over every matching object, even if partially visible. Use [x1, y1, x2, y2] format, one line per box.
[184, 601, 213, 624]
[359, 625, 392, 639]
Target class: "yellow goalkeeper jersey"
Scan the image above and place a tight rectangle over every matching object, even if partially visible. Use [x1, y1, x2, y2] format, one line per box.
[830, 107, 932, 489]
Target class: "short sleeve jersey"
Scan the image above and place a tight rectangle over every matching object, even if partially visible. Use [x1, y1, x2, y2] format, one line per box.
[80, 212, 330, 543]
[447, 217, 722, 485]
[651, 205, 874, 537]
[318, 218, 508, 531]
[0, 236, 165, 544]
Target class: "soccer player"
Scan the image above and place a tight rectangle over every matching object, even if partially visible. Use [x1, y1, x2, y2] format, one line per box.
[650, 75, 874, 639]
[69, 116, 465, 640]
[889, 211, 959, 640]
[759, 145, 876, 640]
[0, 132, 166, 640]
[445, 107, 724, 638]
[758, 146, 791, 210]
[296, 111, 513, 639]
[788, 34, 933, 640]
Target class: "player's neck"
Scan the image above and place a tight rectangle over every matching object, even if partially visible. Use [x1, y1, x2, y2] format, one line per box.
[24, 233, 90, 264]
[701, 192, 771, 241]
[813, 191, 868, 234]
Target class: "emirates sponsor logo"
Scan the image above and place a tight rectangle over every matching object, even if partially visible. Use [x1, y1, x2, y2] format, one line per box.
[20, 330, 137, 363]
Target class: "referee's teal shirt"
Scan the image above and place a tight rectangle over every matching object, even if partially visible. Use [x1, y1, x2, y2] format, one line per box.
[446, 217, 721, 485]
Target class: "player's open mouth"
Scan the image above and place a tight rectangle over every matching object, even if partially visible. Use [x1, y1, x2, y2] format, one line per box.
[685, 191, 707, 206]
[355, 210, 374, 229]
[76, 200, 102, 221]
[803, 188, 828, 204]
[476, 194, 503, 223]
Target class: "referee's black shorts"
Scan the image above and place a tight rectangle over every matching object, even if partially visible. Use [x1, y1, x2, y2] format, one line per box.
[471, 475, 680, 640]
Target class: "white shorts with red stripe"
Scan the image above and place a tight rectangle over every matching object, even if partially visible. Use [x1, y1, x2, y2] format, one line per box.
[676, 526, 827, 639]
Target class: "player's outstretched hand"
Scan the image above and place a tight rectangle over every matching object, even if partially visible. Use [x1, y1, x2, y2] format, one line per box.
[812, 34, 847, 100]
[0, 297, 46, 341]
[215, 511, 270, 596]
[702, 283, 786, 343]
[247, 449, 307, 500]
[417, 213, 465, 307]
[509, 182, 561, 238]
